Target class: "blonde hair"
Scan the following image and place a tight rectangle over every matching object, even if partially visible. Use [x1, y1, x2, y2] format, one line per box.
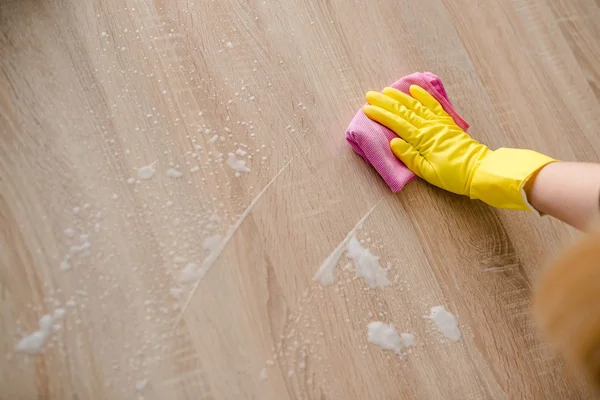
[534, 231, 600, 387]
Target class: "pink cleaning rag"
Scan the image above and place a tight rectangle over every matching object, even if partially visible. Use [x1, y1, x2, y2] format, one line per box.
[346, 72, 469, 192]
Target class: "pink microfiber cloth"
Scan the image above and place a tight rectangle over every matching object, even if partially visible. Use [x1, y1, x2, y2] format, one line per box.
[346, 72, 469, 192]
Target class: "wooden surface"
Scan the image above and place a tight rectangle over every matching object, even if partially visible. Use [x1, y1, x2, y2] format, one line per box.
[1, 0, 599, 398]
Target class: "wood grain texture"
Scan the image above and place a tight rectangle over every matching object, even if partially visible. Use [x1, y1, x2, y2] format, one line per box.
[0, 0, 598, 398]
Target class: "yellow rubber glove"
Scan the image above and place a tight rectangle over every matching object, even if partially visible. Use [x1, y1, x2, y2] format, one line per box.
[364, 85, 556, 210]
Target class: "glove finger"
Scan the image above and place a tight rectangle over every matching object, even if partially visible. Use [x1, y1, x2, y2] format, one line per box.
[382, 87, 436, 120]
[390, 138, 425, 176]
[408, 85, 449, 117]
[366, 91, 425, 127]
[363, 105, 419, 145]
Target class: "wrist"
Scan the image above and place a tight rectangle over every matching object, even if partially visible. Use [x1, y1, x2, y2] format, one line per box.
[524, 162, 600, 230]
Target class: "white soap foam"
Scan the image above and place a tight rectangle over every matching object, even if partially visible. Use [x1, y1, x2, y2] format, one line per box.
[227, 153, 250, 173]
[179, 263, 200, 284]
[166, 168, 183, 178]
[313, 202, 380, 285]
[346, 236, 389, 288]
[426, 306, 461, 342]
[202, 235, 223, 251]
[138, 164, 156, 179]
[367, 321, 414, 359]
[15, 310, 68, 354]
[15, 331, 48, 354]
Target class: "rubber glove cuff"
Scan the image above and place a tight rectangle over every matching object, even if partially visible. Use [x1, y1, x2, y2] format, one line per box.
[470, 148, 557, 211]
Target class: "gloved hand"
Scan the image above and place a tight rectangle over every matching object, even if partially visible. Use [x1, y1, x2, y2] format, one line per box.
[364, 85, 556, 210]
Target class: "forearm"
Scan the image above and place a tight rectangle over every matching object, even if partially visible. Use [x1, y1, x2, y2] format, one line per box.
[525, 162, 600, 230]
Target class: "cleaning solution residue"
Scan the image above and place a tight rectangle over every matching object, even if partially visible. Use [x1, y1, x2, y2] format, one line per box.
[312, 202, 380, 285]
[227, 153, 250, 173]
[346, 235, 389, 288]
[166, 168, 183, 178]
[367, 321, 414, 359]
[202, 235, 223, 251]
[15, 309, 67, 354]
[425, 306, 461, 342]
[179, 263, 200, 284]
[138, 164, 156, 180]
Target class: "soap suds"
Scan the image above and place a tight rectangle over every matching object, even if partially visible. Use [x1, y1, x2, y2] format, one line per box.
[227, 153, 250, 173]
[400, 332, 416, 348]
[367, 321, 414, 358]
[15, 331, 47, 354]
[202, 235, 222, 251]
[176, 235, 224, 284]
[60, 257, 71, 271]
[38, 315, 53, 331]
[178, 236, 224, 283]
[425, 306, 461, 342]
[52, 308, 66, 320]
[15, 310, 67, 354]
[346, 236, 389, 288]
[70, 236, 91, 255]
[179, 263, 200, 284]
[60, 235, 91, 271]
[138, 164, 156, 180]
[313, 201, 380, 285]
[166, 168, 183, 178]
[169, 286, 183, 299]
